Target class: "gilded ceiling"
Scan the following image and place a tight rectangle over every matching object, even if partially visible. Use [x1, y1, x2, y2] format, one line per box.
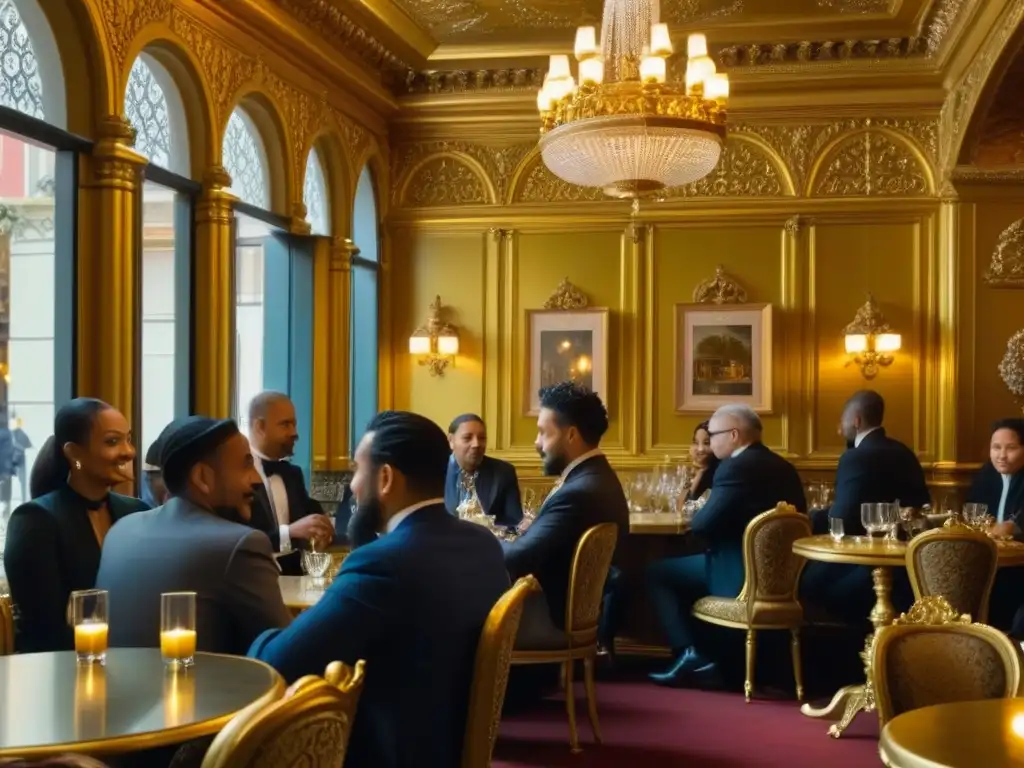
[390, 0, 921, 48]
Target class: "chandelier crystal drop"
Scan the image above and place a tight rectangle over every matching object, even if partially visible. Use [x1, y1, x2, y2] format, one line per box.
[536, 0, 729, 200]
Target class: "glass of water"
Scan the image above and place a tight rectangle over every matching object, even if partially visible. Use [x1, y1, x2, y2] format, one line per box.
[829, 517, 845, 542]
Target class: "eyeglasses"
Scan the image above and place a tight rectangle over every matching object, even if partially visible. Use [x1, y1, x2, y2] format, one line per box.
[706, 428, 737, 438]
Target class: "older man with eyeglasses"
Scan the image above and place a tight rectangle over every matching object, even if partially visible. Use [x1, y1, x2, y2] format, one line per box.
[646, 403, 806, 688]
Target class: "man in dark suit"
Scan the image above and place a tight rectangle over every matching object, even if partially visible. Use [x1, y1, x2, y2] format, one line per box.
[247, 391, 333, 575]
[648, 403, 806, 686]
[96, 417, 292, 655]
[445, 413, 523, 528]
[799, 390, 930, 622]
[250, 411, 509, 768]
[503, 382, 629, 650]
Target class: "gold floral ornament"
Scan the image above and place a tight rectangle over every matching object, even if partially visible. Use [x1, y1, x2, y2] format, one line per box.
[999, 329, 1024, 413]
[543, 278, 590, 310]
[984, 219, 1024, 287]
[893, 595, 972, 627]
[692, 265, 747, 304]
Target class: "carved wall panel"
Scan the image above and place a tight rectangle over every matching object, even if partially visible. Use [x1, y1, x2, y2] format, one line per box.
[661, 134, 791, 198]
[400, 155, 492, 207]
[515, 161, 604, 204]
[985, 219, 1024, 287]
[391, 141, 533, 204]
[812, 130, 932, 196]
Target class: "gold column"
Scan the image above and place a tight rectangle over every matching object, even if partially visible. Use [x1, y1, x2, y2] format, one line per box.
[76, 116, 146, 415]
[193, 167, 235, 419]
[312, 236, 354, 470]
[937, 191, 961, 464]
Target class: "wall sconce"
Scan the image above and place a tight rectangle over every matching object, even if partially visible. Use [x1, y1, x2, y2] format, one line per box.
[843, 293, 901, 380]
[408, 295, 460, 377]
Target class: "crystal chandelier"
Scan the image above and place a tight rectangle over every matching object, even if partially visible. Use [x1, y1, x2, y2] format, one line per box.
[536, 0, 729, 200]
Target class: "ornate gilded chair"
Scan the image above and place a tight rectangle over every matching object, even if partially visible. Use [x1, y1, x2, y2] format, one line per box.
[0, 759, 109, 767]
[200, 660, 366, 768]
[906, 526, 998, 623]
[691, 502, 811, 702]
[0, 594, 14, 656]
[462, 575, 540, 768]
[871, 596, 1023, 727]
[510, 522, 618, 754]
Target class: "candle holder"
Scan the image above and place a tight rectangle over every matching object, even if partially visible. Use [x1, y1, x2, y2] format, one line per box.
[160, 592, 197, 668]
[71, 589, 108, 665]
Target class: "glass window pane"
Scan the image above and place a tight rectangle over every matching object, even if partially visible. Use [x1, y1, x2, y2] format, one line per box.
[0, 0, 45, 120]
[223, 110, 269, 209]
[140, 180, 178, 464]
[234, 213, 271, 433]
[1, 136, 56, 514]
[124, 57, 171, 168]
[350, 265, 378, 445]
[303, 149, 329, 236]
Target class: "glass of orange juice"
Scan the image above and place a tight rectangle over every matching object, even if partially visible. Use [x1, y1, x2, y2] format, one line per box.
[71, 589, 108, 665]
[160, 592, 197, 668]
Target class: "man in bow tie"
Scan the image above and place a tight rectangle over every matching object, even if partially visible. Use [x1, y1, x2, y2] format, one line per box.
[247, 391, 334, 575]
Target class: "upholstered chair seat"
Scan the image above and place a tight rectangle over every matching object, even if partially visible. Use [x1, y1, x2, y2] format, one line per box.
[906, 527, 998, 623]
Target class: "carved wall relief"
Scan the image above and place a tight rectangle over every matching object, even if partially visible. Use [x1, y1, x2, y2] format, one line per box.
[516, 162, 605, 204]
[402, 156, 491, 207]
[985, 219, 1024, 287]
[813, 130, 931, 196]
[661, 135, 789, 198]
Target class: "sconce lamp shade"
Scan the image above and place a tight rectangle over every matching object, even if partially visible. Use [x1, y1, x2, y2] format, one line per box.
[844, 334, 868, 354]
[409, 335, 431, 355]
[875, 333, 902, 353]
[437, 334, 460, 356]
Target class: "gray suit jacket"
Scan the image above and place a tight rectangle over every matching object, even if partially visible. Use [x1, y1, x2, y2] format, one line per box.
[95, 497, 292, 655]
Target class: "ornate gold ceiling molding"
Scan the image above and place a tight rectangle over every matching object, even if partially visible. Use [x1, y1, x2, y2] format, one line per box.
[266, 0, 415, 87]
[950, 166, 1024, 185]
[98, 0, 173, 68]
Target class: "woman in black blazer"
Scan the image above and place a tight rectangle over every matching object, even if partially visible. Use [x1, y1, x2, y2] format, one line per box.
[687, 420, 720, 501]
[2, 398, 148, 652]
[969, 418, 1024, 526]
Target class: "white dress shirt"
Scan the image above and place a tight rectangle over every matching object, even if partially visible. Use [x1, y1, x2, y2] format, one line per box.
[253, 450, 293, 554]
[385, 498, 445, 533]
[731, 444, 749, 458]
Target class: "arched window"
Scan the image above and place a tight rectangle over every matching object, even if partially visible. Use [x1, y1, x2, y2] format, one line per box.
[222, 109, 269, 209]
[350, 165, 379, 449]
[304, 148, 329, 236]
[0, 0, 75, 529]
[0, 0, 44, 119]
[125, 52, 196, 476]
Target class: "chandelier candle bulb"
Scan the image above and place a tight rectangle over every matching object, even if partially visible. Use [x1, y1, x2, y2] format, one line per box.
[579, 56, 605, 85]
[650, 23, 673, 56]
[548, 54, 571, 80]
[640, 55, 666, 83]
[704, 73, 729, 103]
[687, 33, 708, 58]
[575, 26, 598, 59]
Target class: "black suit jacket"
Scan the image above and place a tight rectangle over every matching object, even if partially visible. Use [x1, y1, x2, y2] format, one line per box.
[504, 454, 628, 627]
[968, 463, 1024, 523]
[819, 428, 931, 536]
[2, 487, 148, 652]
[250, 505, 510, 768]
[690, 442, 807, 598]
[444, 455, 524, 528]
[249, 460, 324, 575]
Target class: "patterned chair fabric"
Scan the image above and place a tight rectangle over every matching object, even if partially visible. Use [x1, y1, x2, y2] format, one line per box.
[692, 502, 812, 702]
[906, 527, 998, 623]
[872, 596, 1023, 726]
[461, 575, 539, 768]
[200, 660, 366, 768]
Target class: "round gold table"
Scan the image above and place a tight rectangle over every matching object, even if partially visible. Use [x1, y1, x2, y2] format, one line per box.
[279, 575, 329, 615]
[880, 698, 1024, 767]
[0, 648, 284, 758]
[793, 535, 1024, 738]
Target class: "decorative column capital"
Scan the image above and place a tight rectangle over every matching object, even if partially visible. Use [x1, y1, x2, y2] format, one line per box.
[88, 115, 146, 188]
[329, 237, 359, 272]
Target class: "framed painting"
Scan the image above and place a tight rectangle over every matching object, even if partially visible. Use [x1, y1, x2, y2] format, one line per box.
[675, 303, 773, 413]
[525, 308, 610, 415]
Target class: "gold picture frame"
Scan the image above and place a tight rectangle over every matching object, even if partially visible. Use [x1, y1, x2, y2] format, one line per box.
[525, 308, 610, 416]
[675, 303, 773, 413]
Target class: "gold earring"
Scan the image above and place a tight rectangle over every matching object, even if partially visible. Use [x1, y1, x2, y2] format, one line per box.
[75, 460, 82, 471]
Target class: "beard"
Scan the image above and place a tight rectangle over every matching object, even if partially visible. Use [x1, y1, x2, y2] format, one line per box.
[539, 447, 569, 477]
[215, 504, 248, 525]
[348, 493, 384, 549]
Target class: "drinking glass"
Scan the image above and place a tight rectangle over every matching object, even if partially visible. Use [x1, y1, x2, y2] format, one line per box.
[71, 589, 108, 665]
[963, 503, 988, 524]
[829, 517, 845, 542]
[861, 503, 881, 538]
[161, 592, 197, 668]
[879, 503, 900, 540]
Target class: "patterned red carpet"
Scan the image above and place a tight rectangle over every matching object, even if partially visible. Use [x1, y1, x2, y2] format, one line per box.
[494, 678, 881, 767]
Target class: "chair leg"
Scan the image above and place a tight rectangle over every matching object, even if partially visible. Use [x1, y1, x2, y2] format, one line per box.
[744, 629, 756, 703]
[790, 627, 804, 702]
[583, 655, 603, 744]
[564, 659, 581, 753]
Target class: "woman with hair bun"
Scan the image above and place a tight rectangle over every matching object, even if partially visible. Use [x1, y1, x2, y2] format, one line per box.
[2, 398, 148, 652]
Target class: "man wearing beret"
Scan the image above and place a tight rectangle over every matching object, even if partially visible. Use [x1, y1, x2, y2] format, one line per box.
[250, 410, 509, 768]
[96, 416, 292, 655]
